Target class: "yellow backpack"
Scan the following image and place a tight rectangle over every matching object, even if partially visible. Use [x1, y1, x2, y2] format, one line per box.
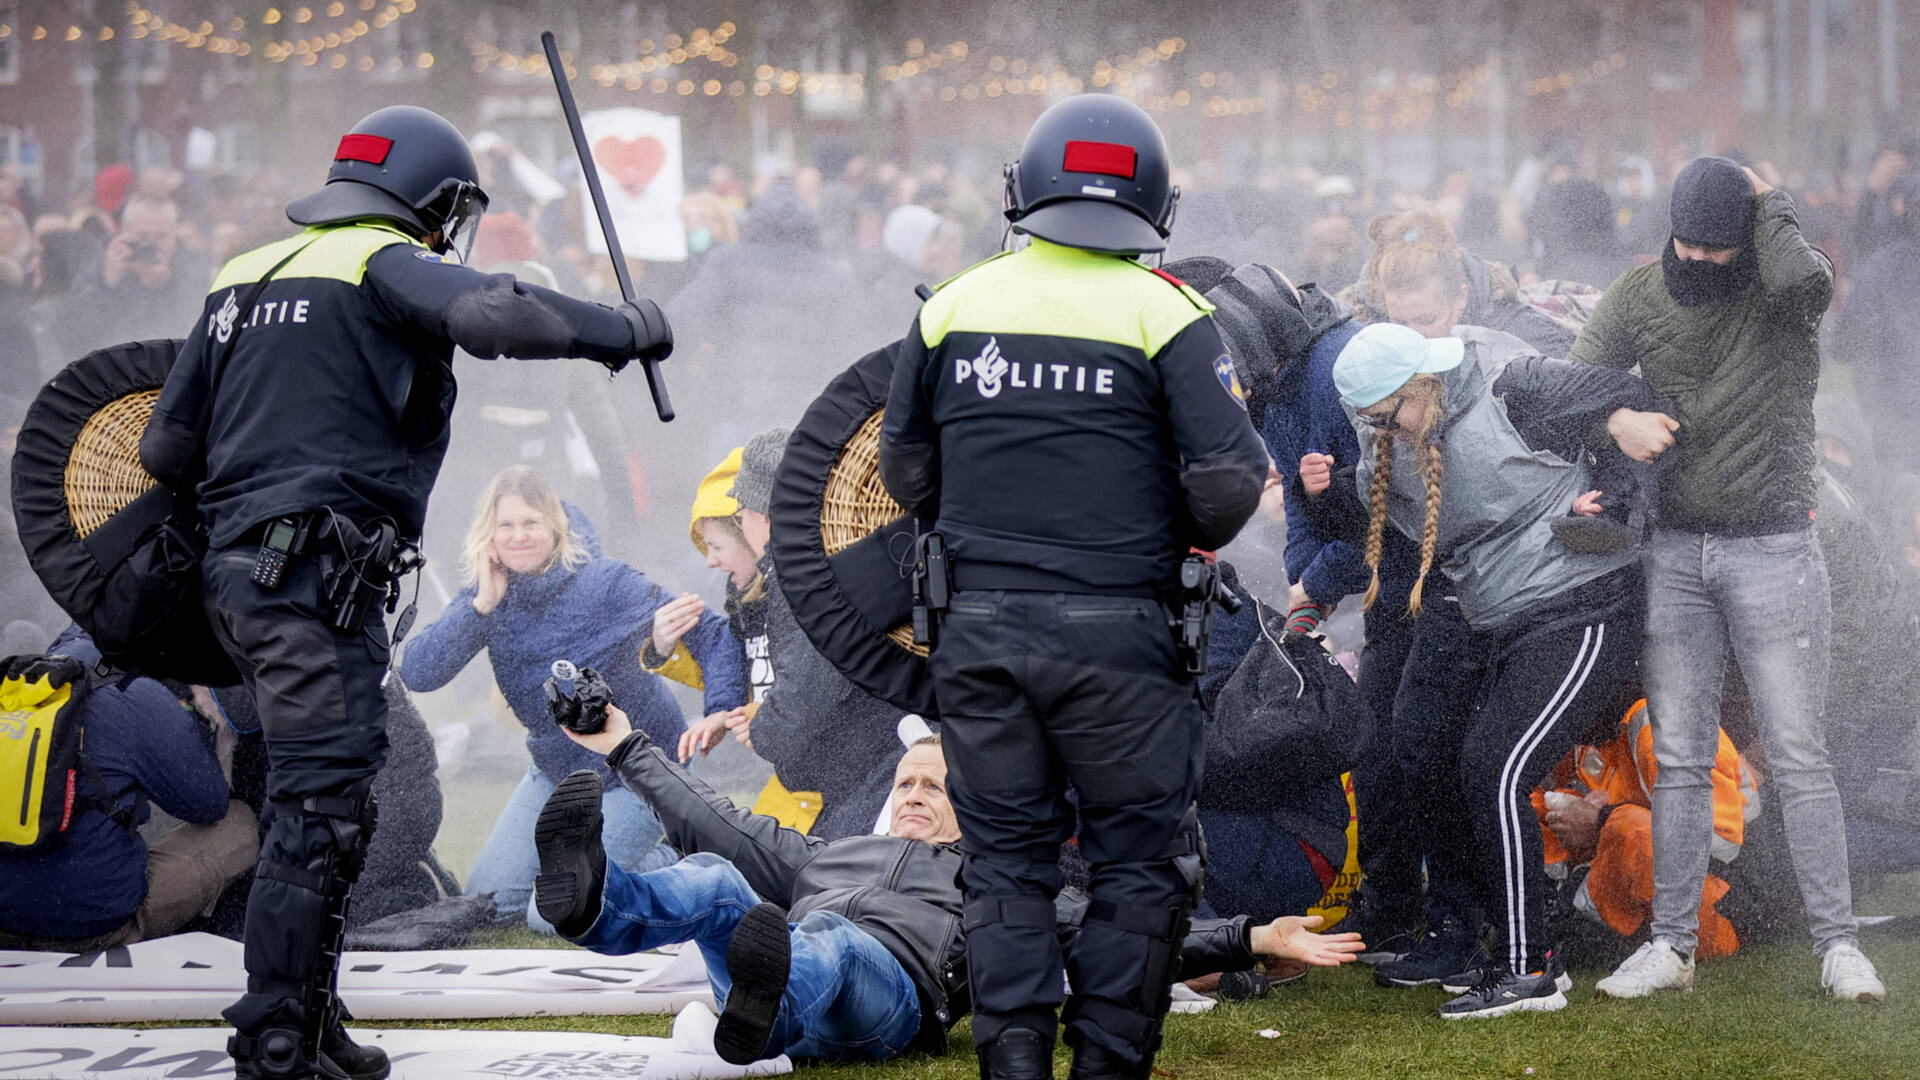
[0, 654, 124, 852]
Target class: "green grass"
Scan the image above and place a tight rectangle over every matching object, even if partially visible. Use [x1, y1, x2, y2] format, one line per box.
[347, 927, 1920, 1079]
[417, 786, 1920, 1077]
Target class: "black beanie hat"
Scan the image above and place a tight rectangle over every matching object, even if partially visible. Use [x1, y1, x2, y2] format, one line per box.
[1669, 156, 1755, 248]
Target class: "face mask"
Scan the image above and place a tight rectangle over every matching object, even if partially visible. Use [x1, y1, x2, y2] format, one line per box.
[1662, 241, 1753, 307]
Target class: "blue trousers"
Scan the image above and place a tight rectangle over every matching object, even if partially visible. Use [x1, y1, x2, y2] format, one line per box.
[570, 852, 922, 1063]
[467, 765, 677, 933]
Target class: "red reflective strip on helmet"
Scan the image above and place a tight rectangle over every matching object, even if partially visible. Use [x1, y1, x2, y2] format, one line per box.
[1062, 140, 1136, 179]
[336, 133, 393, 165]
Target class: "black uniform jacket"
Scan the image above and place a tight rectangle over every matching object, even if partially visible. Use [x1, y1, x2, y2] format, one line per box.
[879, 239, 1268, 594]
[141, 222, 640, 546]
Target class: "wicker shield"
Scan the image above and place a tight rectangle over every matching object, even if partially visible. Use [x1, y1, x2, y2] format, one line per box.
[10, 339, 239, 685]
[769, 341, 936, 717]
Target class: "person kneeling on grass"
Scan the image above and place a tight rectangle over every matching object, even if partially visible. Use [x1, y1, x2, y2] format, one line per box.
[533, 705, 1364, 1066]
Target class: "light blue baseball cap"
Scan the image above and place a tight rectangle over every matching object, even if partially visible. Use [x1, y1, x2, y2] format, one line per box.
[1332, 322, 1467, 408]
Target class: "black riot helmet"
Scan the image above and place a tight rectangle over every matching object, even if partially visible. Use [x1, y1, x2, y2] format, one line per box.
[286, 105, 489, 262]
[1002, 94, 1179, 255]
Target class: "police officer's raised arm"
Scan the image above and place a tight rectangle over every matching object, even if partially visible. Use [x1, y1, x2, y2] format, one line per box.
[878, 320, 941, 520]
[363, 244, 670, 368]
[1158, 316, 1268, 550]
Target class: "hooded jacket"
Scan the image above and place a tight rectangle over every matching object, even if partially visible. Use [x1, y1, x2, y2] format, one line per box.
[1566, 189, 1831, 535]
[1347, 327, 1650, 629]
[604, 731, 1266, 1054]
[399, 505, 748, 783]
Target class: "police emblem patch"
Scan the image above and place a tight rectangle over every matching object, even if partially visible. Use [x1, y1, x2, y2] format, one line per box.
[414, 250, 450, 263]
[1214, 354, 1247, 407]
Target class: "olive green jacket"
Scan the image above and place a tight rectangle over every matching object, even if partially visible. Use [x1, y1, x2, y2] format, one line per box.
[1566, 189, 1831, 534]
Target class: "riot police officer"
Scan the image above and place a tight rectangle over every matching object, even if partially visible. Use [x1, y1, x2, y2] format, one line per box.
[877, 95, 1268, 1080]
[139, 106, 672, 1080]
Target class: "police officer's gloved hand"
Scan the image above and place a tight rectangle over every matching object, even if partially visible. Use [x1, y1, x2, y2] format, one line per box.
[616, 298, 675, 373]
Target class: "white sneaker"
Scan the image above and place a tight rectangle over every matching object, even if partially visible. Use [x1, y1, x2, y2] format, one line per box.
[1821, 943, 1886, 1003]
[1595, 939, 1694, 999]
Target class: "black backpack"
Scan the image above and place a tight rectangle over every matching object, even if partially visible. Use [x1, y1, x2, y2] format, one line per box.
[1200, 605, 1375, 813]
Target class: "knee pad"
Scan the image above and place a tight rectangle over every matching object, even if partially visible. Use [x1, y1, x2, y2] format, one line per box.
[266, 778, 379, 890]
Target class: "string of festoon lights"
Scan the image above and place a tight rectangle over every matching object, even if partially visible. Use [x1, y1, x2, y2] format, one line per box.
[2, 8, 1633, 122]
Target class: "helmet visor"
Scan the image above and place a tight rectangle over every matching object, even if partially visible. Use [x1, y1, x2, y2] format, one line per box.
[422, 179, 489, 264]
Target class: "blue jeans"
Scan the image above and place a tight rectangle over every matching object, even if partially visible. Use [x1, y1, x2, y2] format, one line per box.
[466, 766, 677, 933]
[1643, 528, 1858, 957]
[571, 852, 922, 1063]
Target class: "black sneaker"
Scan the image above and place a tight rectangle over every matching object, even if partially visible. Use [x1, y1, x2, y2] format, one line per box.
[1374, 916, 1486, 988]
[714, 903, 792, 1065]
[1443, 967, 1572, 995]
[1335, 905, 1420, 966]
[533, 770, 608, 938]
[1435, 968, 1568, 1020]
[320, 1024, 389, 1080]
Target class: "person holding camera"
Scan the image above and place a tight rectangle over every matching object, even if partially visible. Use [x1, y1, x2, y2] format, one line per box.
[400, 465, 748, 933]
[51, 192, 208, 361]
[138, 106, 676, 1080]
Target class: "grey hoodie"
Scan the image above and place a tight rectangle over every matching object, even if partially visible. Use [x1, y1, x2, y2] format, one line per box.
[1352, 326, 1639, 629]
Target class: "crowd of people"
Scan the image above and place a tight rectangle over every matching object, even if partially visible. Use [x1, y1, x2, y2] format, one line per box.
[3, 103, 1920, 1076]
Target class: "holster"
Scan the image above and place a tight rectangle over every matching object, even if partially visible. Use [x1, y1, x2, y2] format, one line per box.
[316, 516, 422, 636]
[1169, 556, 1241, 677]
[911, 531, 951, 647]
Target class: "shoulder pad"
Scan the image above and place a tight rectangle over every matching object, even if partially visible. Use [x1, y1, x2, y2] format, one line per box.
[1136, 262, 1214, 312]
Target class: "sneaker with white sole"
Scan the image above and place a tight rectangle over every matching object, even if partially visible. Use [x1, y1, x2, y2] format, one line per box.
[1594, 939, 1693, 999]
[1821, 943, 1886, 1003]
[1435, 969, 1567, 1019]
[1444, 968, 1572, 996]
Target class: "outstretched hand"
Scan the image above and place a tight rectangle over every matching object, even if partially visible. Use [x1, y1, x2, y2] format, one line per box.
[1249, 914, 1366, 968]
[1572, 490, 1605, 517]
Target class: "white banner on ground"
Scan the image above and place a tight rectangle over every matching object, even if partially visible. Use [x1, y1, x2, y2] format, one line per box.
[578, 106, 688, 262]
[0, 1003, 791, 1078]
[0, 934, 713, 1023]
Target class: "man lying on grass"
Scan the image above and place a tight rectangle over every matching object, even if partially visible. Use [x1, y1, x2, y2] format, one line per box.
[536, 705, 1363, 1067]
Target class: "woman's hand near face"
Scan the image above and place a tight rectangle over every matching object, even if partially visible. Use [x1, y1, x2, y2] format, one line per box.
[651, 593, 707, 656]
[473, 543, 510, 616]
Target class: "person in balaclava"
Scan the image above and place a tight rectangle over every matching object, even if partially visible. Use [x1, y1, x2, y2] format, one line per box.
[1567, 156, 1886, 1004]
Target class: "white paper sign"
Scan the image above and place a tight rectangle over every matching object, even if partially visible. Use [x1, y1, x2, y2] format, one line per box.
[578, 107, 688, 263]
[0, 1004, 791, 1078]
[0, 934, 713, 1022]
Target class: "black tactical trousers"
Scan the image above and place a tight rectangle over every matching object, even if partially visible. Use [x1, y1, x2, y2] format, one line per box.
[932, 590, 1205, 1071]
[203, 545, 389, 1036]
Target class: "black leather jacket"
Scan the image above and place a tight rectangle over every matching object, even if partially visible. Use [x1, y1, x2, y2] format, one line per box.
[605, 733, 1260, 1053]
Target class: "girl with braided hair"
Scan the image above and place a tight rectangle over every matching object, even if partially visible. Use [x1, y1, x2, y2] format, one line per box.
[1300, 321, 1669, 1019]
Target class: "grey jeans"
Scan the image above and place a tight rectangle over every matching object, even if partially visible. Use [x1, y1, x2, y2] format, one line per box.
[1643, 527, 1857, 957]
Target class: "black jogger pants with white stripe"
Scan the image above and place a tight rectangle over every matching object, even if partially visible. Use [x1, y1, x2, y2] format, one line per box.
[1455, 569, 1645, 976]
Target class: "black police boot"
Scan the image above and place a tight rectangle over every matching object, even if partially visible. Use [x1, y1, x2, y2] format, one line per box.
[533, 770, 607, 938]
[978, 1028, 1054, 1080]
[230, 1026, 350, 1080]
[714, 902, 791, 1065]
[320, 1022, 389, 1080]
[1067, 1038, 1146, 1080]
